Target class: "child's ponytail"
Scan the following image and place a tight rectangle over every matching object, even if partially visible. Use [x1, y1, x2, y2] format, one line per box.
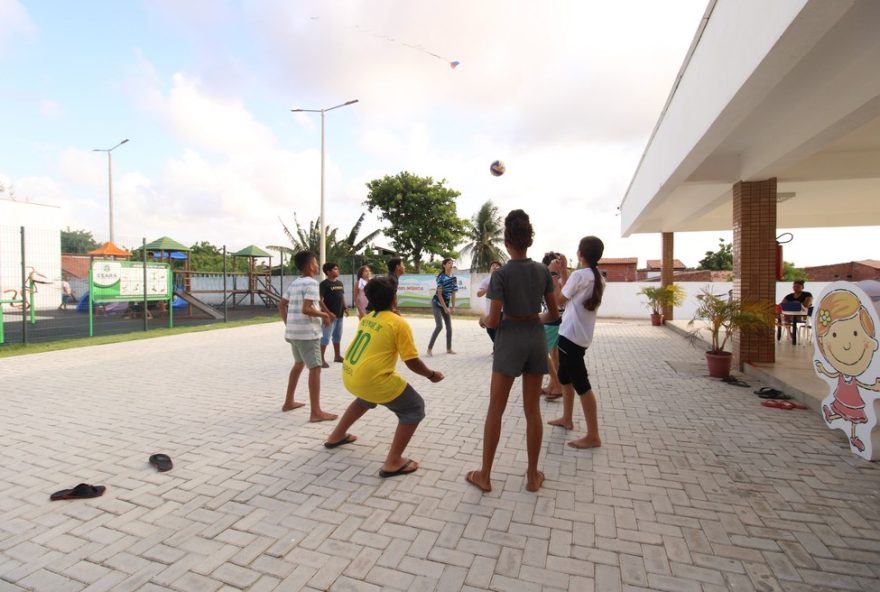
[579, 236, 605, 312]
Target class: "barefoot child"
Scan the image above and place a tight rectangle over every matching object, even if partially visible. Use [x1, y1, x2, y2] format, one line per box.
[324, 276, 444, 477]
[548, 236, 604, 449]
[279, 251, 337, 422]
[466, 209, 559, 494]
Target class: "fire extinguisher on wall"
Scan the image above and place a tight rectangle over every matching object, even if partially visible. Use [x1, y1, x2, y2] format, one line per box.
[776, 232, 793, 280]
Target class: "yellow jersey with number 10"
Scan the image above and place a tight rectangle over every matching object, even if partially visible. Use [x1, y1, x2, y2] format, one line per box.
[342, 310, 419, 404]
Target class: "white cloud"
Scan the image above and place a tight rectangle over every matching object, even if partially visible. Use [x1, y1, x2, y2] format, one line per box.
[58, 149, 105, 187]
[0, 0, 34, 54]
[38, 99, 62, 117]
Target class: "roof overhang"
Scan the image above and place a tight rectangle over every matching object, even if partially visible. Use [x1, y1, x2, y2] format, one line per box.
[621, 0, 880, 236]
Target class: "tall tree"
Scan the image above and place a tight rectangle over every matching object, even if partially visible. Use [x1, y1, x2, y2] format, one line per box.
[698, 238, 733, 271]
[61, 227, 100, 253]
[461, 200, 507, 272]
[363, 171, 468, 272]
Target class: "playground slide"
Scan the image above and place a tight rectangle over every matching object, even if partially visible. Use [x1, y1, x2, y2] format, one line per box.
[174, 291, 224, 320]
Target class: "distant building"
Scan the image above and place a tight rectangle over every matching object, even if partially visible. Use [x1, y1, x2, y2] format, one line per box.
[638, 258, 687, 280]
[804, 260, 880, 281]
[598, 257, 638, 282]
[61, 254, 91, 280]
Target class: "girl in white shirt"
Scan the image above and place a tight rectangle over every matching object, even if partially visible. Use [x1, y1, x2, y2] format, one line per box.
[548, 236, 604, 449]
[354, 265, 371, 318]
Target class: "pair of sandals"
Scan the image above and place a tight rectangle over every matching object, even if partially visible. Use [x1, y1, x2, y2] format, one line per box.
[50, 454, 173, 501]
[754, 387, 808, 410]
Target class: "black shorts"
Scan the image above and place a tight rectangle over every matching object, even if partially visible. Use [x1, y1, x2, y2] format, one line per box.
[557, 335, 592, 395]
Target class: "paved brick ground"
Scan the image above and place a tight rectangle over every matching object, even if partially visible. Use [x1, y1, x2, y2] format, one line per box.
[1, 318, 878, 591]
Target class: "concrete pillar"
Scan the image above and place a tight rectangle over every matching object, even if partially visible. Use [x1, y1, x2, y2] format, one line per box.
[661, 232, 674, 320]
[732, 178, 776, 368]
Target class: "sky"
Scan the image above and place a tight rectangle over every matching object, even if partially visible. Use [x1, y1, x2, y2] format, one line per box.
[1, 0, 876, 270]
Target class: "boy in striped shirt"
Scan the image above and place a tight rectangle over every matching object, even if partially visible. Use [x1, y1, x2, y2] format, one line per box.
[279, 251, 337, 422]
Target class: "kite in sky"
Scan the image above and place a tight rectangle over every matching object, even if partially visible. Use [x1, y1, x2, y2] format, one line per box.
[310, 17, 460, 69]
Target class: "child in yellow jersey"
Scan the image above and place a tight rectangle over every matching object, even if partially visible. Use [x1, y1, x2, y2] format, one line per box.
[323, 276, 444, 478]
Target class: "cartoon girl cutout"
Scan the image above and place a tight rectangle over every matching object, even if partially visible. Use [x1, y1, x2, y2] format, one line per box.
[813, 285, 880, 459]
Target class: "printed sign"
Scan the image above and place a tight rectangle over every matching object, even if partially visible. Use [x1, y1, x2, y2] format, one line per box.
[90, 260, 171, 302]
[396, 274, 470, 308]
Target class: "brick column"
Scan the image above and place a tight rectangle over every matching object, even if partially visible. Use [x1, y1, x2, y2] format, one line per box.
[732, 179, 776, 367]
[661, 232, 674, 320]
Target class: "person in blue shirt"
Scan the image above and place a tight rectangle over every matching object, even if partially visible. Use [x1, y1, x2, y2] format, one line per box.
[427, 258, 458, 356]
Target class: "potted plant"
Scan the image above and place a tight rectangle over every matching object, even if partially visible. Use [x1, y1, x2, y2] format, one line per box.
[639, 284, 685, 325]
[688, 287, 775, 378]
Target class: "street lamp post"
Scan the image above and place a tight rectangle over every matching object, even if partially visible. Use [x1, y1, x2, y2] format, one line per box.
[92, 138, 129, 244]
[290, 100, 358, 274]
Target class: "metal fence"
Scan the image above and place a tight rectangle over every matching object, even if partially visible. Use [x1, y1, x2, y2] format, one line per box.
[0, 226, 286, 347]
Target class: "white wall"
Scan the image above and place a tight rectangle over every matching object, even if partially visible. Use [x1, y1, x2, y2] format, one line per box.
[467, 278, 830, 320]
[1, 200, 63, 312]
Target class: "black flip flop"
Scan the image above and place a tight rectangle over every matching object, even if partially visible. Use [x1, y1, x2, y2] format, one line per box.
[149, 453, 173, 472]
[753, 387, 790, 400]
[323, 434, 356, 449]
[50, 483, 106, 501]
[378, 459, 419, 478]
[721, 376, 750, 388]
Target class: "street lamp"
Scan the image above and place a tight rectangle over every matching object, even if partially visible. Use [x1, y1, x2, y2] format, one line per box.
[290, 99, 359, 273]
[92, 138, 129, 244]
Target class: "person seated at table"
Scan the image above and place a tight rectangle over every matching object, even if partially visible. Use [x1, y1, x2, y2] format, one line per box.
[779, 280, 812, 341]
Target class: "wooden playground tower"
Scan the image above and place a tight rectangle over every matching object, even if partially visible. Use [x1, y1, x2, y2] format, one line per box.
[227, 245, 281, 307]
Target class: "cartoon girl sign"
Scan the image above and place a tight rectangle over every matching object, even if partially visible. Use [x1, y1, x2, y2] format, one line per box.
[813, 282, 880, 460]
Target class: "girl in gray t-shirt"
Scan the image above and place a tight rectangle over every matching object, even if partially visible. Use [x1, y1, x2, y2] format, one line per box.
[466, 209, 560, 494]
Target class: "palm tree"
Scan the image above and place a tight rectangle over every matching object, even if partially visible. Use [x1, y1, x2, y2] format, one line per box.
[267, 213, 381, 273]
[462, 200, 507, 272]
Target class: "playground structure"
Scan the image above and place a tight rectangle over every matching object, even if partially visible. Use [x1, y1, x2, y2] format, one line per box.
[145, 237, 281, 320]
[225, 245, 282, 308]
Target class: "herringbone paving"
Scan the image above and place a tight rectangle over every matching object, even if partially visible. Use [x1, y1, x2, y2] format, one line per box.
[0, 318, 878, 591]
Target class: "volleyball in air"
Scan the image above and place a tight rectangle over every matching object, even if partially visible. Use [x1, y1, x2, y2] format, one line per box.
[490, 160, 506, 176]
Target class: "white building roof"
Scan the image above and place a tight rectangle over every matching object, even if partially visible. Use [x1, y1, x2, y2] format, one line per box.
[621, 0, 880, 235]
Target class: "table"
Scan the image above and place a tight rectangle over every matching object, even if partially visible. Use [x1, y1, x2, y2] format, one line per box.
[781, 310, 810, 345]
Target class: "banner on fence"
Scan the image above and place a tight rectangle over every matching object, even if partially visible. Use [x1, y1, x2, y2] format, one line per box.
[396, 274, 470, 308]
[90, 260, 171, 302]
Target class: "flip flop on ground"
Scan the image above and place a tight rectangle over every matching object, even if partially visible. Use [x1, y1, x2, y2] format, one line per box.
[50, 483, 106, 501]
[149, 453, 173, 472]
[379, 459, 419, 478]
[721, 376, 750, 388]
[761, 400, 808, 410]
[753, 387, 791, 400]
[323, 434, 357, 449]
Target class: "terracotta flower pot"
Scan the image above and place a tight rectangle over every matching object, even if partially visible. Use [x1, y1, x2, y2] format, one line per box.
[705, 351, 733, 378]
[650, 313, 663, 326]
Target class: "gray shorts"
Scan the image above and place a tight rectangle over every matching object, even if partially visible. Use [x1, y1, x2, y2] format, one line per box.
[355, 383, 425, 425]
[289, 338, 321, 369]
[492, 320, 548, 377]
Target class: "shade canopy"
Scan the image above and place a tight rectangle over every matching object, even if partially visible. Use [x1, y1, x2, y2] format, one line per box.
[152, 251, 187, 260]
[233, 245, 272, 258]
[144, 236, 191, 252]
[88, 242, 132, 258]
